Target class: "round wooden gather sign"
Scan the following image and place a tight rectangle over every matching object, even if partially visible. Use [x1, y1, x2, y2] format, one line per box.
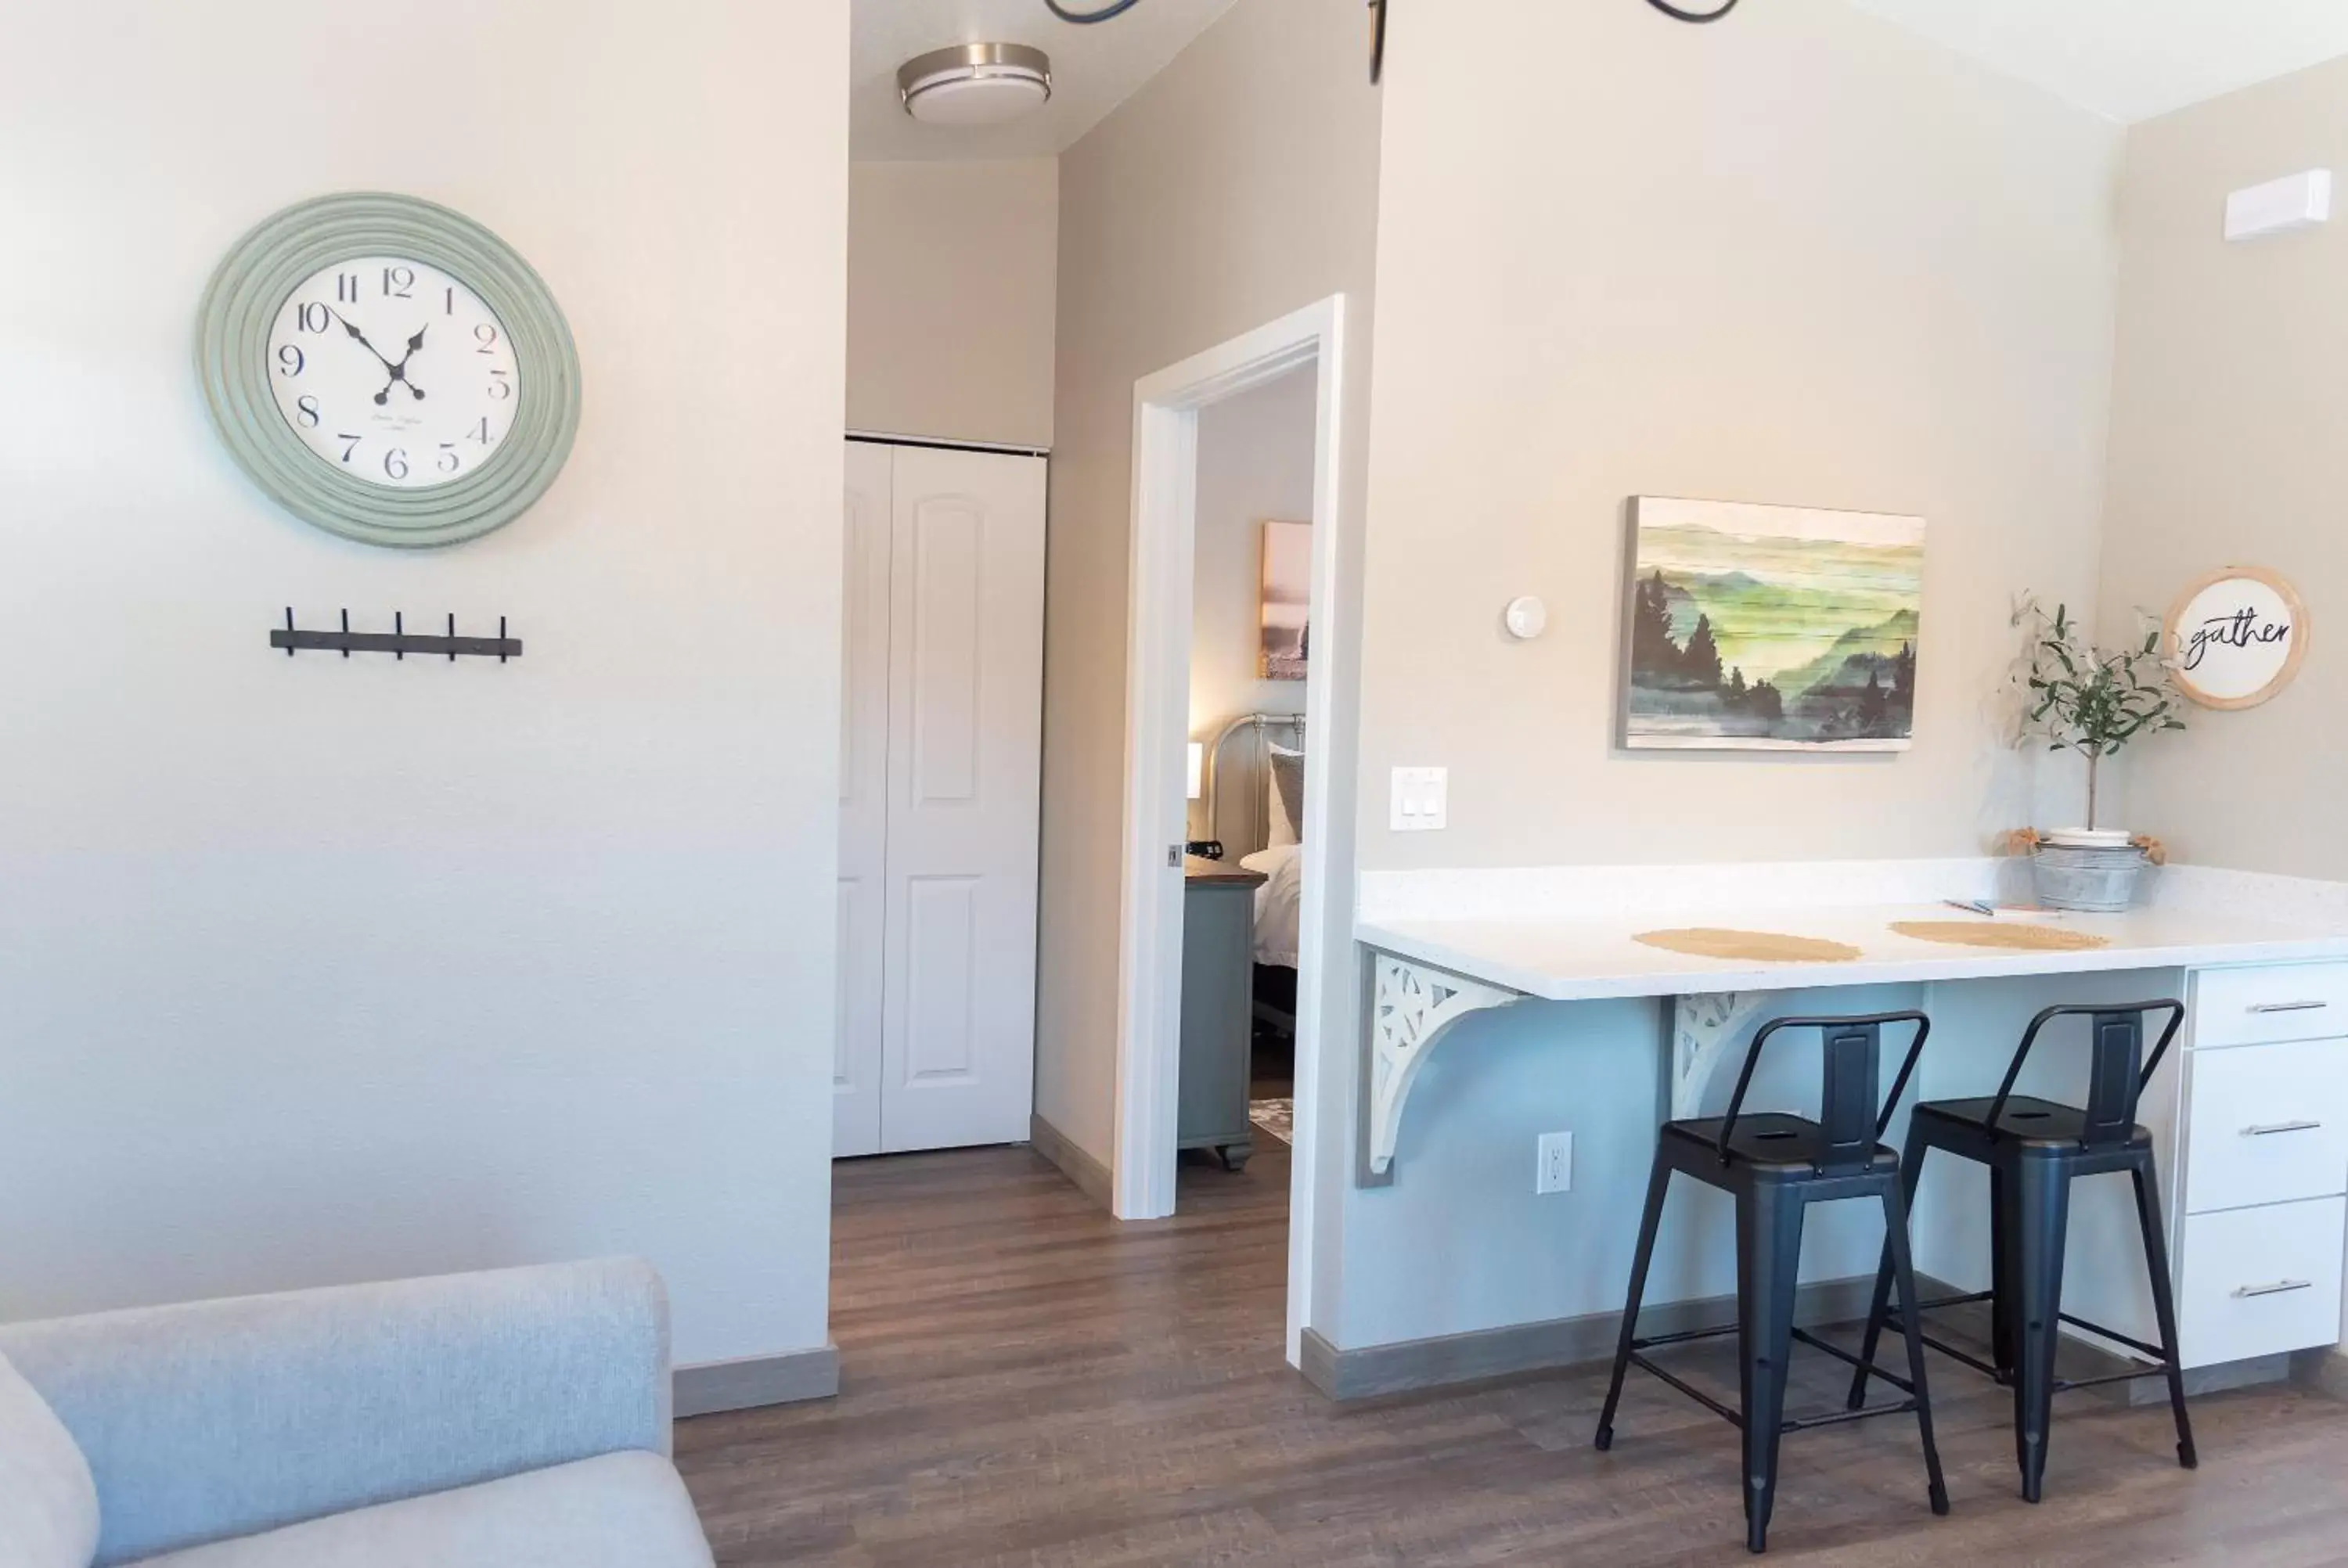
[2166, 566, 2307, 710]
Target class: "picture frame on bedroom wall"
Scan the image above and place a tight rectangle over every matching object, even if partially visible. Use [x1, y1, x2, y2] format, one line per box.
[1259, 520, 1312, 682]
[1620, 496, 1925, 753]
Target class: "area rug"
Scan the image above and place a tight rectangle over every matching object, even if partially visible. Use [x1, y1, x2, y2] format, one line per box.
[1248, 1098, 1293, 1146]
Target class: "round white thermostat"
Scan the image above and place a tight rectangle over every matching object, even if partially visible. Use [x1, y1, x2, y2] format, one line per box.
[1504, 596, 1548, 640]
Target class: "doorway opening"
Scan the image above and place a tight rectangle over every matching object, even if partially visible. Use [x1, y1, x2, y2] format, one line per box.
[1112, 297, 1349, 1363]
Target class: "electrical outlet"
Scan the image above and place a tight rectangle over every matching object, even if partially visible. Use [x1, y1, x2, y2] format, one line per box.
[1536, 1131, 1573, 1195]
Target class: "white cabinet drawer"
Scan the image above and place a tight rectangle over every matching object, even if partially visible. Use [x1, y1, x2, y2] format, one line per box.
[2180, 1197, 2346, 1368]
[2187, 1040, 2348, 1214]
[2194, 964, 2348, 1048]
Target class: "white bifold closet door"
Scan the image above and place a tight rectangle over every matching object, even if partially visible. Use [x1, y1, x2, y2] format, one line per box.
[835, 441, 1046, 1157]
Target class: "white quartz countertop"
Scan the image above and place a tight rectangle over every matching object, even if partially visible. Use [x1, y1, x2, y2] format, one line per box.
[1356, 902, 2348, 1002]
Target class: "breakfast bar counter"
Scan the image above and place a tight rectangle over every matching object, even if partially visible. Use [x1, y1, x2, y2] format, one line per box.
[1350, 862, 2348, 1375]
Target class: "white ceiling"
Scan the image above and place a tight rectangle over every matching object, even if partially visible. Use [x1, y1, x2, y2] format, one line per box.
[852, 0, 1239, 162]
[1846, 0, 2348, 124]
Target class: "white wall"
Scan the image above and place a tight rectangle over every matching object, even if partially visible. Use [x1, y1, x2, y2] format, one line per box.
[1327, 0, 2123, 1351]
[848, 160, 1058, 449]
[0, 0, 848, 1370]
[1188, 366, 1316, 836]
[2095, 54, 2348, 878]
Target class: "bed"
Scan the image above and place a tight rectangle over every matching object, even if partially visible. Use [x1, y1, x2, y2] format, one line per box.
[1197, 712, 1306, 1040]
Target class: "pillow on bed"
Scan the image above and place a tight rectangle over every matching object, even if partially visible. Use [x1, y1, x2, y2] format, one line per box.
[1240, 845, 1299, 877]
[1267, 743, 1305, 846]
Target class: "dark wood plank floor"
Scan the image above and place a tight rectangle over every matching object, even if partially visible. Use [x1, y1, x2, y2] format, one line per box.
[676, 1142, 2348, 1566]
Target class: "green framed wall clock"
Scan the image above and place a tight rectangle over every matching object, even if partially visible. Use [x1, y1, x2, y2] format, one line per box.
[196, 192, 582, 548]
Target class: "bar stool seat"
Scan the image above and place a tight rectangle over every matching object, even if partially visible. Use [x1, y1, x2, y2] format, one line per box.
[1663, 1113, 1906, 1174]
[1595, 1012, 1950, 1554]
[1910, 1094, 2154, 1150]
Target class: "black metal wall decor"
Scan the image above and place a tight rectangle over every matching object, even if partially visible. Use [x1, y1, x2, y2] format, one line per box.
[1646, 0, 1741, 20]
[272, 607, 522, 662]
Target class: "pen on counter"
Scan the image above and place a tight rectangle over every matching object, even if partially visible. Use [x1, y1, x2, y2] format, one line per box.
[1943, 899, 1997, 917]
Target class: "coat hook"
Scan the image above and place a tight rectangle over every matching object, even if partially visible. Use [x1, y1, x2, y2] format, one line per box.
[340, 608, 351, 658]
[499, 614, 508, 664]
[394, 610, 405, 660]
[447, 613, 457, 663]
[283, 606, 297, 657]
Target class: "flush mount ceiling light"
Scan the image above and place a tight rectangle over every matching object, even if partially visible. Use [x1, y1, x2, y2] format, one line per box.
[897, 43, 1053, 126]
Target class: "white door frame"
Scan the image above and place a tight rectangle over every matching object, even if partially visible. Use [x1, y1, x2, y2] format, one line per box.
[1111, 295, 1346, 1363]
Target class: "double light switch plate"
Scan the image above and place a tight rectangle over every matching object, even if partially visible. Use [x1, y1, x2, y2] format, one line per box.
[1391, 767, 1447, 832]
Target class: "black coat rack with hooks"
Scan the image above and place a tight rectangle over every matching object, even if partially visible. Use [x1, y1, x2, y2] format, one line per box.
[270, 607, 522, 663]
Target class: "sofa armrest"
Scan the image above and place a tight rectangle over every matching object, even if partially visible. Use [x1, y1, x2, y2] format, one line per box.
[0, 1257, 671, 1566]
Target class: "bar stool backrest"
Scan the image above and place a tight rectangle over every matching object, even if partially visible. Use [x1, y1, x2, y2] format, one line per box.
[1985, 1001, 2186, 1149]
[1717, 1011, 1932, 1174]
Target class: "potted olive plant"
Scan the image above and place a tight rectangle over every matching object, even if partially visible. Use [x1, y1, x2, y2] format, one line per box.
[2013, 598, 2188, 912]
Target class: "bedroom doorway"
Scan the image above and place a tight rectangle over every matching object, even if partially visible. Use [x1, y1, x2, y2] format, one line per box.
[1111, 296, 1349, 1364]
[1184, 367, 1316, 1170]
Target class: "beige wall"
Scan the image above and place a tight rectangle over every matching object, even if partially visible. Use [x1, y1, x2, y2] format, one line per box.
[847, 159, 1058, 449]
[2097, 56, 2348, 877]
[1356, 0, 2123, 873]
[1036, 0, 1381, 1250]
[0, 0, 848, 1369]
[1189, 365, 1317, 838]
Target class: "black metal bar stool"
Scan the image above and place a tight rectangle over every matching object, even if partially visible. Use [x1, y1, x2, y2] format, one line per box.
[1595, 1011, 1949, 1554]
[1848, 1000, 2194, 1504]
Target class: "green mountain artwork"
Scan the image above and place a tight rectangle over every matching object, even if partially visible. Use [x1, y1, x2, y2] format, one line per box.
[1624, 498, 1924, 750]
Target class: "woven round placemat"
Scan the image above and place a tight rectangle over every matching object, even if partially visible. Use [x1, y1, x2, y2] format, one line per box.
[1633, 928, 1863, 963]
[1889, 920, 2110, 952]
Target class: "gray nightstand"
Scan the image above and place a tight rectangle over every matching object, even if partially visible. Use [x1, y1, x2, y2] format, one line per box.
[1180, 857, 1266, 1171]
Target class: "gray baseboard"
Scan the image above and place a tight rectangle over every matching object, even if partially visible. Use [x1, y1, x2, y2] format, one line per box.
[1301, 1275, 1881, 1402]
[1301, 1266, 2327, 1407]
[674, 1344, 840, 1418]
[1029, 1112, 1114, 1213]
[2292, 1347, 2348, 1401]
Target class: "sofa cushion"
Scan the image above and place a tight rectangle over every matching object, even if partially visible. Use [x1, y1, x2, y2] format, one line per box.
[122, 1453, 709, 1568]
[0, 1350, 100, 1568]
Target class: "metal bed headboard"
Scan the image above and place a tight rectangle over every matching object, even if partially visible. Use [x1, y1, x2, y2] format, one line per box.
[1199, 710, 1305, 858]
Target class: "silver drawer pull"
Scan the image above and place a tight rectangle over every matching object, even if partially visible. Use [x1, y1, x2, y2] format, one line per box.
[2249, 1000, 2330, 1014]
[2234, 1279, 2315, 1299]
[2243, 1120, 2325, 1137]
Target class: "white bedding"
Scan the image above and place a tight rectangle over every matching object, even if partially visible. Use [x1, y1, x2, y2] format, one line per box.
[1241, 845, 1302, 968]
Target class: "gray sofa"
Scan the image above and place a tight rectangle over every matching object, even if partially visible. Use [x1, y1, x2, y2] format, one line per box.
[0, 1259, 714, 1567]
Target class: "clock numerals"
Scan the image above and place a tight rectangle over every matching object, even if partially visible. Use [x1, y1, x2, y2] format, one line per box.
[269, 257, 518, 489]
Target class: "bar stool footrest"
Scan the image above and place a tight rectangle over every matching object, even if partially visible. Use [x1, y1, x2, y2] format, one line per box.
[1626, 1324, 1925, 1429]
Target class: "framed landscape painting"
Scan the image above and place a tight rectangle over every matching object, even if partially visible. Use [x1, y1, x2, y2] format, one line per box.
[1622, 498, 1924, 752]
[1259, 520, 1312, 681]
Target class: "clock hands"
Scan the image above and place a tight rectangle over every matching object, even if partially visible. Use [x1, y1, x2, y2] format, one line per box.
[329, 309, 427, 404]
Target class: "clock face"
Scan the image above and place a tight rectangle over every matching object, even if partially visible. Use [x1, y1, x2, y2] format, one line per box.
[264, 255, 521, 489]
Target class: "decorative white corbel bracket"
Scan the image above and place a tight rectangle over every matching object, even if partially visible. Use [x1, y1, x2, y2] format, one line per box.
[1361, 951, 1523, 1185]
[1669, 992, 1769, 1120]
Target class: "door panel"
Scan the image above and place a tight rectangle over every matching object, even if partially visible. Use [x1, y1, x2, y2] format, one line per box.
[879, 445, 1046, 1153]
[834, 441, 892, 1158]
